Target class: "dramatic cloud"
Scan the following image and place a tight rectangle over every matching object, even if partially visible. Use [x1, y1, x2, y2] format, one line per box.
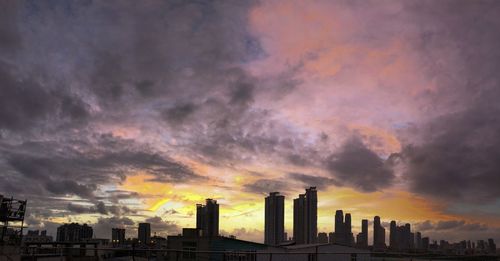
[2, 0, 500, 244]
[326, 137, 395, 192]
[415, 220, 489, 232]
[1, 134, 202, 199]
[287, 173, 339, 190]
[93, 217, 136, 239]
[243, 179, 291, 196]
[67, 201, 135, 216]
[144, 216, 181, 236]
[397, 0, 500, 203]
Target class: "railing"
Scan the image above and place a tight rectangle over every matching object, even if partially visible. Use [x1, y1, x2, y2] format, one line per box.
[14, 245, 500, 261]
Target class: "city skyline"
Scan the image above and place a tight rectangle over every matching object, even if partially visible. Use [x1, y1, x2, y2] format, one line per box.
[36, 190, 496, 255]
[1, 0, 500, 247]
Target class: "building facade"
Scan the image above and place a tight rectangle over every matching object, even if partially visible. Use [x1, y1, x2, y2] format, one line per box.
[138, 223, 151, 245]
[373, 216, 385, 250]
[112, 228, 125, 245]
[56, 223, 93, 242]
[196, 198, 219, 237]
[265, 192, 285, 246]
[293, 187, 317, 245]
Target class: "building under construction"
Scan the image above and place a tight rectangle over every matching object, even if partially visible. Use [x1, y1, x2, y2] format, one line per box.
[0, 194, 27, 245]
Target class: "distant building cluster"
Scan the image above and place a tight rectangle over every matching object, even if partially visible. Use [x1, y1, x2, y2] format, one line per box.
[261, 188, 497, 257]
[23, 230, 52, 243]
[56, 223, 93, 242]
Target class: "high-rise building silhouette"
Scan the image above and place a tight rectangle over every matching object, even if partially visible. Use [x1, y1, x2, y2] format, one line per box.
[265, 192, 285, 246]
[373, 216, 386, 250]
[305, 187, 318, 244]
[56, 223, 93, 242]
[356, 219, 368, 248]
[138, 223, 151, 244]
[488, 239, 496, 253]
[293, 194, 305, 244]
[333, 210, 353, 246]
[293, 187, 317, 244]
[390, 221, 397, 249]
[112, 228, 125, 245]
[389, 221, 413, 251]
[422, 237, 430, 250]
[415, 232, 422, 249]
[334, 210, 344, 242]
[196, 203, 205, 232]
[196, 198, 219, 237]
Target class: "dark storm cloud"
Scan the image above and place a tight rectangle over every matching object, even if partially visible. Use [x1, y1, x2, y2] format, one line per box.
[415, 220, 489, 232]
[45, 180, 96, 199]
[0, 1, 21, 53]
[287, 173, 340, 190]
[103, 190, 140, 204]
[0, 0, 303, 171]
[145, 216, 181, 235]
[286, 154, 312, 167]
[0, 0, 288, 229]
[1, 134, 203, 200]
[0, 63, 89, 131]
[243, 179, 291, 195]
[93, 216, 136, 238]
[67, 201, 135, 216]
[398, 0, 500, 202]
[161, 103, 198, 125]
[325, 137, 394, 192]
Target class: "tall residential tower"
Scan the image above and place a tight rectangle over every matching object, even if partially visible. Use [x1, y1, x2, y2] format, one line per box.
[293, 187, 317, 244]
[265, 192, 285, 245]
[196, 198, 219, 237]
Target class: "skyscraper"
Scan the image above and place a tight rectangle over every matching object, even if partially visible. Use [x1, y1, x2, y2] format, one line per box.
[373, 216, 386, 250]
[334, 210, 344, 244]
[265, 192, 285, 246]
[333, 210, 353, 246]
[390, 222, 413, 251]
[138, 223, 151, 245]
[305, 187, 317, 244]
[390, 220, 397, 250]
[488, 239, 496, 253]
[196, 198, 219, 237]
[112, 228, 125, 245]
[293, 194, 306, 244]
[357, 219, 368, 248]
[293, 187, 317, 244]
[196, 203, 205, 232]
[422, 237, 430, 250]
[415, 232, 422, 249]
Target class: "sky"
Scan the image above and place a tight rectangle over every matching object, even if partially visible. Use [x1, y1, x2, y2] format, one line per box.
[1, 0, 500, 244]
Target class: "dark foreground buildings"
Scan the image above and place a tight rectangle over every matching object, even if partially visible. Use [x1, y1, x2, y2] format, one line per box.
[112, 228, 125, 245]
[265, 192, 285, 246]
[56, 223, 93, 242]
[138, 223, 151, 245]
